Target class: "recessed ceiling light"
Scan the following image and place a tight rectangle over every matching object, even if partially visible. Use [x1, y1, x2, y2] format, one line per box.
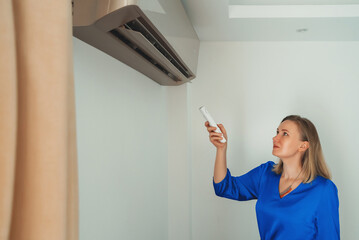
[296, 28, 308, 33]
[228, 5, 359, 18]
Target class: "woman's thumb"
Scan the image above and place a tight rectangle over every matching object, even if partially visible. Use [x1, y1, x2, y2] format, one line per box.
[218, 124, 226, 134]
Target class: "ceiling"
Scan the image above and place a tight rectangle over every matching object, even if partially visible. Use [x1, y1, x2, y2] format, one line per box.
[180, 0, 359, 41]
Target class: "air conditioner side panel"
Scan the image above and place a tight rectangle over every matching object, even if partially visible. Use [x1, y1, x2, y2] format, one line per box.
[137, 0, 200, 77]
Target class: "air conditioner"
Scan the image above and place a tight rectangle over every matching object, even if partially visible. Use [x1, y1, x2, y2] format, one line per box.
[72, 0, 199, 86]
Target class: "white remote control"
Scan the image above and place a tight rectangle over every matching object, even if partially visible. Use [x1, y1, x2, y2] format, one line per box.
[199, 106, 226, 143]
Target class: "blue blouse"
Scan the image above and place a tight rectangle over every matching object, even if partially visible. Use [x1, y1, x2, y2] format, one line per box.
[213, 161, 340, 240]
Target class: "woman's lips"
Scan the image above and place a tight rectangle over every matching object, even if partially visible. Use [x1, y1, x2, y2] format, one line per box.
[273, 145, 280, 148]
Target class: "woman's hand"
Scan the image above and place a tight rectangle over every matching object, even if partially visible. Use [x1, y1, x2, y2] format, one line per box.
[205, 121, 228, 150]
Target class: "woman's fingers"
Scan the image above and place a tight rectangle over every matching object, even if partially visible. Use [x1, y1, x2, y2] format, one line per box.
[217, 124, 226, 133]
[205, 122, 226, 138]
[205, 121, 215, 131]
[207, 126, 217, 133]
[210, 131, 222, 137]
[209, 132, 224, 141]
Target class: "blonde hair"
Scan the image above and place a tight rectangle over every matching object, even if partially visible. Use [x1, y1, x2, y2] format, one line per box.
[272, 115, 331, 183]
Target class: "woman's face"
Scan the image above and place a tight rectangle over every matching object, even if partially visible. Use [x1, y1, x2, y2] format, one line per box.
[272, 120, 307, 159]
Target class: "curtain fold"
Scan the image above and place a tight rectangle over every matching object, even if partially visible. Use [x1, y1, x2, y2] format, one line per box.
[0, 0, 78, 239]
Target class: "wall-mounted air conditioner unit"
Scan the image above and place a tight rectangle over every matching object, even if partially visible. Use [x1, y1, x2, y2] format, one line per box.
[73, 0, 199, 86]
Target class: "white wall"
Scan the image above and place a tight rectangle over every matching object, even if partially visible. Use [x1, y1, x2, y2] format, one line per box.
[74, 35, 359, 240]
[73, 37, 170, 240]
[191, 41, 359, 239]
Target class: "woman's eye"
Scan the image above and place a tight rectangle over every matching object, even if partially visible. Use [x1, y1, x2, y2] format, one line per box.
[283, 132, 288, 136]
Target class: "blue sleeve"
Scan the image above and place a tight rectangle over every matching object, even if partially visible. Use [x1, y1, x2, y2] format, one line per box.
[316, 180, 340, 240]
[213, 162, 270, 201]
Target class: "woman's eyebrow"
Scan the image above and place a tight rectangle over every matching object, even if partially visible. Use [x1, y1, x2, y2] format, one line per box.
[277, 128, 290, 132]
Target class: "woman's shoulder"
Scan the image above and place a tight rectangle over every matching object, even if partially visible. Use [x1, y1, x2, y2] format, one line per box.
[260, 160, 277, 173]
[314, 175, 336, 185]
[312, 176, 340, 208]
[260, 160, 276, 168]
[255, 161, 277, 176]
[313, 175, 339, 195]
[240, 161, 276, 178]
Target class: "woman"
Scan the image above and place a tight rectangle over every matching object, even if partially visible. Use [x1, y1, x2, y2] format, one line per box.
[205, 115, 340, 239]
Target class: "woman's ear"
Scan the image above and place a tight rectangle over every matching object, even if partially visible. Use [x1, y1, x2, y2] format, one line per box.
[299, 141, 309, 152]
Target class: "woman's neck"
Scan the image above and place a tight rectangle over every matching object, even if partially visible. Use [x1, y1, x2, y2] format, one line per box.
[281, 159, 302, 180]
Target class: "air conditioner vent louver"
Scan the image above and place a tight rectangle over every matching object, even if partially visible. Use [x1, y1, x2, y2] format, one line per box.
[109, 27, 181, 82]
[121, 18, 192, 79]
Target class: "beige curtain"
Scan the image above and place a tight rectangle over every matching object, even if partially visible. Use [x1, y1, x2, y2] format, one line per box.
[0, 0, 78, 239]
